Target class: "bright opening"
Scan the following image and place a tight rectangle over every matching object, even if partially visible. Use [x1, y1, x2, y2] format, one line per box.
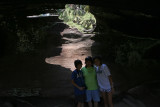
[57, 4, 96, 33]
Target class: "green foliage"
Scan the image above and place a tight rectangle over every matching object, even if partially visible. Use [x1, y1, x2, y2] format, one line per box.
[58, 4, 96, 32]
[17, 30, 34, 53]
[93, 30, 160, 67]
[16, 26, 47, 53]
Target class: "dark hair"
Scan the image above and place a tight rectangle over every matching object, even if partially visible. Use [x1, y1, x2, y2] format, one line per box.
[74, 59, 82, 68]
[93, 55, 102, 65]
[85, 56, 93, 67]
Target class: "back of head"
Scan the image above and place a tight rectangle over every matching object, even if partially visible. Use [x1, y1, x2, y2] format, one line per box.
[74, 59, 82, 68]
[93, 55, 102, 61]
[85, 56, 93, 62]
[85, 56, 94, 67]
[93, 55, 102, 64]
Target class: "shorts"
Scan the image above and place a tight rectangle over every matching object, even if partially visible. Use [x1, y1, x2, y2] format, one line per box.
[75, 94, 85, 103]
[99, 87, 111, 93]
[86, 89, 100, 102]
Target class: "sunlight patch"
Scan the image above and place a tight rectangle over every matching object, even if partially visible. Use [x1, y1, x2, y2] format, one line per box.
[57, 4, 96, 33]
[27, 13, 58, 18]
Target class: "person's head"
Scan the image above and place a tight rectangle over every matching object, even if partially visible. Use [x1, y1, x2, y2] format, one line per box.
[93, 56, 102, 66]
[74, 59, 82, 70]
[85, 56, 93, 67]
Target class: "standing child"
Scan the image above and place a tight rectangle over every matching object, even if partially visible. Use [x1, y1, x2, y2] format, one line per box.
[82, 56, 100, 107]
[93, 56, 114, 107]
[71, 59, 86, 107]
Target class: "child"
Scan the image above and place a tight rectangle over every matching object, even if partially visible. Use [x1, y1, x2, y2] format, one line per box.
[93, 56, 114, 107]
[82, 56, 100, 107]
[71, 59, 86, 107]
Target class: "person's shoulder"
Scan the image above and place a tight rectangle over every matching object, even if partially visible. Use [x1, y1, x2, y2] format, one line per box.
[91, 66, 95, 69]
[102, 64, 107, 67]
[79, 69, 83, 72]
[81, 67, 85, 70]
[81, 67, 86, 71]
[102, 64, 110, 69]
[72, 69, 77, 74]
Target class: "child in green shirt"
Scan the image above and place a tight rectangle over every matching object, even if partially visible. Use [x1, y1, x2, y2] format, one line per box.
[82, 56, 100, 107]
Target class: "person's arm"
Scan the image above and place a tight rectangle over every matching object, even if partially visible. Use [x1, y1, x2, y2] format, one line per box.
[109, 75, 113, 88]
[71, 80, 85, 90]
[109, 75, 115, 93]
[103, 64, 115, 93]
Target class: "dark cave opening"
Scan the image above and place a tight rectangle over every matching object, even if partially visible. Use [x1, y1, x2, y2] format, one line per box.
[0, 1, 160, 107]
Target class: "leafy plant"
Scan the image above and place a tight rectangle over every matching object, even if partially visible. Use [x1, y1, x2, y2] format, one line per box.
[58, 4, 96, 33]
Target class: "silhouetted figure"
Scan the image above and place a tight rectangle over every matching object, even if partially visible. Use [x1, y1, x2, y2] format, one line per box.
[82, 56, 100, 107]
[93, 56, 114, 107]
[71, 59, 86, 107]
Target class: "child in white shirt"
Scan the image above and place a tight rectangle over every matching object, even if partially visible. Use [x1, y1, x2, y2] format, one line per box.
[93, 56, 114, 107]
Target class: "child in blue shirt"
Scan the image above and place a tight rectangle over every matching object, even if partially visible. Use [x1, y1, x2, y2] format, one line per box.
[71, 59, 86, 107]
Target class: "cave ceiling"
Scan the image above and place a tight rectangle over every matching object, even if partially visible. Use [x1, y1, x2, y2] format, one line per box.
[0, 0, 159, 16]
